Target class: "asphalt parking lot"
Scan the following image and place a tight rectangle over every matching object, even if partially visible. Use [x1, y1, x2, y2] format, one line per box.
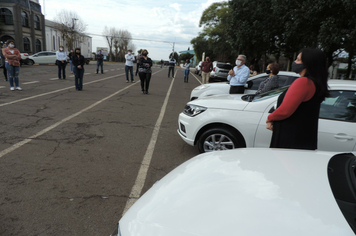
[0, 62, 201, 236]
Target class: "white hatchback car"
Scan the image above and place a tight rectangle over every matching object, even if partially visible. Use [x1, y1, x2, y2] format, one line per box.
[112, 148, 356, 236]
[190, 71, 299, 100]
[28, 51, 57, 65]
[179, 80, 356, 153]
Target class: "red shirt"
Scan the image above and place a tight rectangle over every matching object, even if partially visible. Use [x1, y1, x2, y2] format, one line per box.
[200, 61, 213, 73]
[268, 77, 316, 121]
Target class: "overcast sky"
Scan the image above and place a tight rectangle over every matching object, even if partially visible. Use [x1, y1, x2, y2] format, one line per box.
[41, 0, 225, 60]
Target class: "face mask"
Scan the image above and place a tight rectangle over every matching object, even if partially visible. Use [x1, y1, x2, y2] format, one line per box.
[60, 48, 63, 51]
[128, 52, 131, 55]
[76, 52, 80, 55]
[236, 60, 242, 66]
[9, 44, 14, 48]
[266, 69, 271, 74]
[142, 53, 148, 56]
[292, 61, 305, 73]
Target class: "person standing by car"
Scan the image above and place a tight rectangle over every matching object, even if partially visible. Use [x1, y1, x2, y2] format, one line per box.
[200, 57, 213, 84]
[183, 59, 191, 83]
[125, 49, 135, 83]
[138, 49, 152, 94]
[266, 48, 329, 150]
[168, 55, 176, 78]
[96, 50, 104, 74]
[56, 46, 67, 80]
[72, 48, 85, 91]
[227, 55, 250, 94]
[3, 40, 21, 90]
[249, 65, 257, 77]
[1, 43, 8, 81]
[255, 63, 280, 95]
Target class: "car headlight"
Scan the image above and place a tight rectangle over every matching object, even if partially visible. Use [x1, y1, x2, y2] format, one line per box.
[183, 104, 207, 117]
[193, 85, 210, 90]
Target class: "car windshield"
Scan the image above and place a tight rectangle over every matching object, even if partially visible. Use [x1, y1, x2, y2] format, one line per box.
[217, 63, 232, 70]
[241, 86, 289, 102]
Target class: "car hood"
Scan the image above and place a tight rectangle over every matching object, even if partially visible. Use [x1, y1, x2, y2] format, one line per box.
[119, 148, 354, 236]
[188, 94, 248, 110]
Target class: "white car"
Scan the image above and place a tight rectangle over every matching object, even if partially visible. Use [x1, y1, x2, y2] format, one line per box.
[112, 148, 356, 236]
[190, 71, 299, 100]
[179, 80, 356, 153]
[28, 51, 57, 65]
[194, 61, 202, 75]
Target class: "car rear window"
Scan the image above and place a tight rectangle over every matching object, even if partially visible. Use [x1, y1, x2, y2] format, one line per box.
[216, 63, 232, 70]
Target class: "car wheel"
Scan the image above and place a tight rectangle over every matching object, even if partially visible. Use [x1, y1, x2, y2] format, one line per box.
[198, 128, 243, 153]
[27, 60, 34, 66]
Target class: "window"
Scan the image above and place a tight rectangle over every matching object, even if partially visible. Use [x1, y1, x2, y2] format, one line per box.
[53, 36, 55, 50]
[35, 39, 41, 53]
[34, 15, 40, 30]
[58, 36, 60, 47]
[21, 11, 29, 27]
[248, 76, 268, 90]
[0, 8, 13, 25]
[23, 37, 31, 52]
[320, 90, 356, 122]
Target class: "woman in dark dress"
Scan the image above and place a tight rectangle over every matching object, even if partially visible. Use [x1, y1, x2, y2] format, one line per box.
[138, 49, 152, 94]
[72, 48, 85, 91]
[266, 48, 329, 150]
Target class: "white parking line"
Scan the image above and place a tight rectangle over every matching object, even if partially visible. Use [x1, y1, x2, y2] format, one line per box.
[84, 73, 90, 75]
[122, 69, 173, 215]
[111, 69, 115, 71]
[50, 78, 58, 80]
[0, 73, 126, 107]
[22, 81, 39, 84]
[0, 81, 137, 159]
[0, 86, 5, 89]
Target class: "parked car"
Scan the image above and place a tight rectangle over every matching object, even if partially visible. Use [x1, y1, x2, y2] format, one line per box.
[178, 80, 356, 153]
[20, 53, 29, 66]
[28, 51, 57, 65]
[190, 71, 299, 100]
[209, 61, 233, 81]
[194, 61, 202, 75]
[111, 148, 356, 236]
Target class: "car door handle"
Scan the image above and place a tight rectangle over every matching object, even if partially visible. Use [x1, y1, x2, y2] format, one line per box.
[334, 134, 354, 140]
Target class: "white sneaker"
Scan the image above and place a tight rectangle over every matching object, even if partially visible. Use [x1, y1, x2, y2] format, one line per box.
[10, 87, 15, 91]
[16, 87, 22, 91]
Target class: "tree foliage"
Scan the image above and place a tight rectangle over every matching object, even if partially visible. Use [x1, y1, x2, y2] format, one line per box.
[54, 10, 87, 51]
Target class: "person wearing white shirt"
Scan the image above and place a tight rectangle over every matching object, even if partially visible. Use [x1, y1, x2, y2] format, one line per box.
[125, 50, 135, 83]
[56, 46, 68, 79]
[227, 55, 250, 94]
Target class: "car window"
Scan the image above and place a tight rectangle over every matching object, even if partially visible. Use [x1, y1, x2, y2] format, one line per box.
[216, 63, 232, 70]
[320, 90, 356, 122]
[278, 75, 298, 87]
[37, 53, 47, 57]
[248, 76, 269, 90]
[48, 52, 56, 56]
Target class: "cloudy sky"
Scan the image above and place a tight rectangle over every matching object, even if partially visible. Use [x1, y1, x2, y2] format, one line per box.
[41, 0, 225, 60]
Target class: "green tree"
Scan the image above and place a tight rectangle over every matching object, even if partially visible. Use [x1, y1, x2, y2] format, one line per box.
[179, 52, 194, 63]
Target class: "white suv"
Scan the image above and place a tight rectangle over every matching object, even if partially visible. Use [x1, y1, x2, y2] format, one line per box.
[209, 61, 233, 82]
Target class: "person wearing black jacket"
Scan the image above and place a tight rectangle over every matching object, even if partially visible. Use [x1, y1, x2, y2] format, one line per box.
[72, 48, 85, 91]
[138, 49, 153, 94]
[96, 50, 104, 74]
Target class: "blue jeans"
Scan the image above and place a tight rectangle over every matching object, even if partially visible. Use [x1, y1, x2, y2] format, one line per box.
[168, 67, 174, 77]
[69, 60, 73, 73]
[184, 69, 189, 82]
[125, 65, 134, 81]
[6, 63, 20, 87]
[97, 60, 103, 73]
[73, 67, 84, 90]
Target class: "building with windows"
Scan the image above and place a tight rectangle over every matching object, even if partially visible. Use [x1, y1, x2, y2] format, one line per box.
[45, 19, 92, 58]
[0, 0, 45, 53]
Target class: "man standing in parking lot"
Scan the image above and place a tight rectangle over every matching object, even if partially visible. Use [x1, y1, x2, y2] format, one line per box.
[168, 55, 176, 78]
[227, 55, 250, 94]
[96, 50, 104, 74]
[200, 57, 213, 84]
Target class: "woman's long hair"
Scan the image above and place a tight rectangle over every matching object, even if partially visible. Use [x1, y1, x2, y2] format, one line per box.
[301, 48, 330, 100]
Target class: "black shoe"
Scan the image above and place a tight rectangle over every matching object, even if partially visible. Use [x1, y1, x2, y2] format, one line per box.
[96, 72, 98, 74]
[142, 90, 145, 94]
[145, 91, 149, 94]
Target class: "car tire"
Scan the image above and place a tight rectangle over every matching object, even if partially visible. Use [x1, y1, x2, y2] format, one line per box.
[198, 128, 243, 153]
[27, 60, 34, 66]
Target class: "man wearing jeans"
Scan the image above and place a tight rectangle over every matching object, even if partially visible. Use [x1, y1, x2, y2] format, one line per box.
[125, 50, 135, 83]
[200, 57, 213, 84]
[96, 50, 104, 74]
[168, 56, 176, 78]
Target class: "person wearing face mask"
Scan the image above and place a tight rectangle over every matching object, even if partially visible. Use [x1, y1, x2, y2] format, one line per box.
[138, 49, 152, 94]
[168, 55, 176, 78]
[72, 48, 85, 91]
[266, 48, 329, 150]
[3, 40, 22, 91]
[56, 46, 68, 79]
[200, 57, 213, 84]
[183, 59, 191, 83]
[227, 55, 250, 94]
[255, 63, 279, 95]
[125, 49, 135, 83]
[96, 50, 104, 74]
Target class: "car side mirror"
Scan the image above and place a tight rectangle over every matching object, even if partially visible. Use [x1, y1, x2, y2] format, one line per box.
[246, 81, 253, 89]
[269, 104, 277, 113]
